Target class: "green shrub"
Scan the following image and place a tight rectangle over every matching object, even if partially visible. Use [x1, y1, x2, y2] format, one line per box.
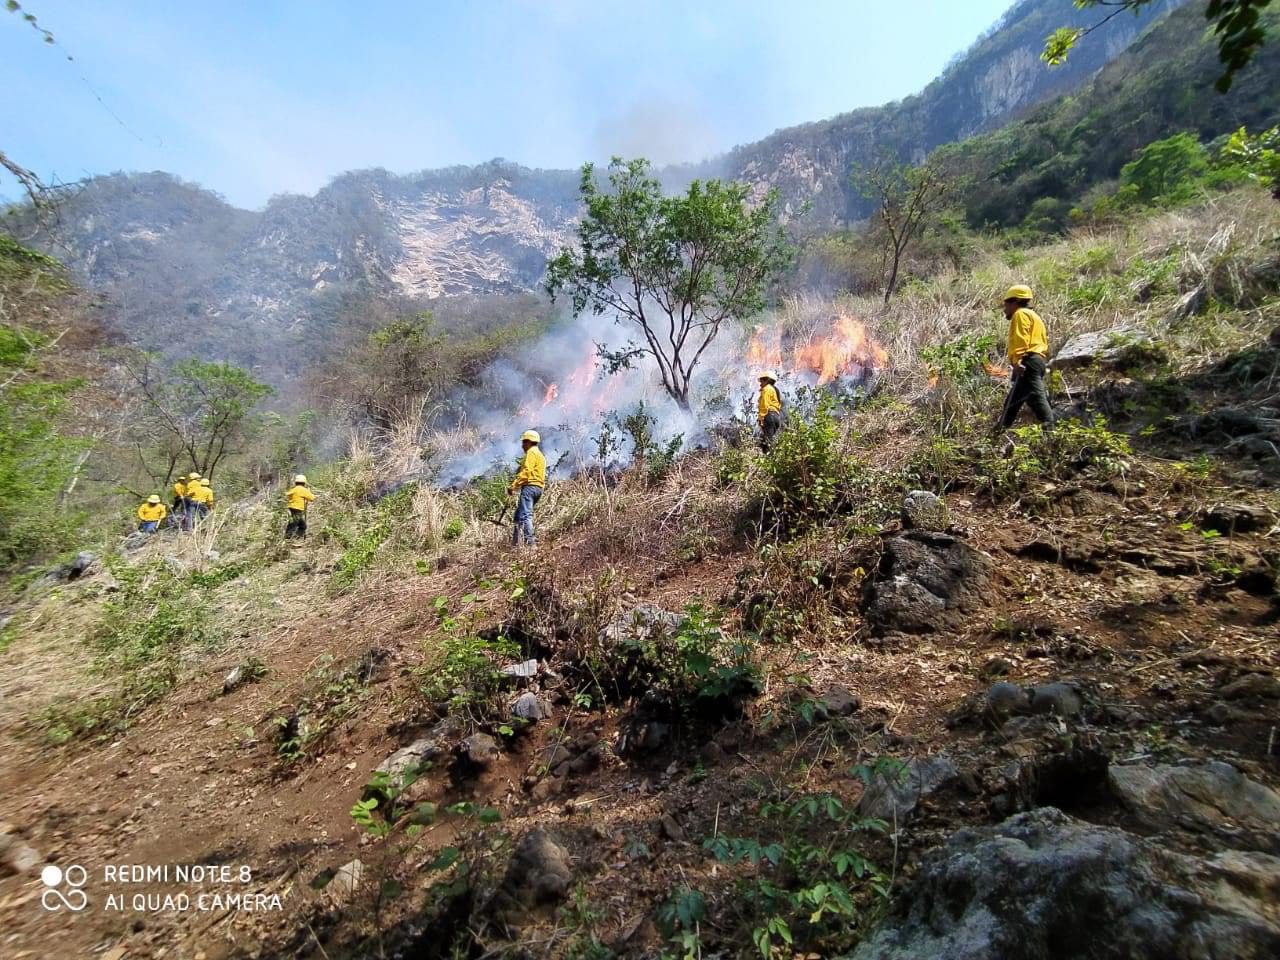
[421, 631, 519, 722]
[0, 324, 86, 571]
[587, 602, 760, 713]
[442, 517, 465, 541]
[705, 785, 891, 957]
[94, 557, 219, 715]
[330, 485, 416, 588]
[982, 415, 1133, 499]
[760, 395, 848, 530]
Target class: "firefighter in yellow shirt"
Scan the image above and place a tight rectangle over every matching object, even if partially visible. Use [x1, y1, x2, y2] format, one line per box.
[509, 430, 545, 547]
[997, 285, 1054, 430]
[757, 371, 784, 450]
[177, 472, 202, 530]
[137, 495, 167, 533]
[187, 475, 214, 523]
[284, 474, 316, 539]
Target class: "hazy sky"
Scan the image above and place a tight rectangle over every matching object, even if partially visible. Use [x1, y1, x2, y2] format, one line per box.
[3, 1, 1013, 208]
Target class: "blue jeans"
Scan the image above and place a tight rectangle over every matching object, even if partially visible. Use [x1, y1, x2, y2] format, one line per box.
[139, 521, 159, 533]
[513, 485, 542, 546]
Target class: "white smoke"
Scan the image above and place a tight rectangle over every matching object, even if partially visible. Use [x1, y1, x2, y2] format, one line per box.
[433, 299, 884, 487]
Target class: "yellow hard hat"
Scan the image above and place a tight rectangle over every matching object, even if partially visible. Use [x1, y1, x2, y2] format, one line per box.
[521, 430, 541, 444]
[294, 474, 307, 484]
[188, 472, 201, 480]
[757, 370, 777, 383]
[1004, 284, 1034, 302]
[147, 494, 161, 504]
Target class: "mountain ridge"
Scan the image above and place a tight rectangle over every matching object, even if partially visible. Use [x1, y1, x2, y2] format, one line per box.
[9, 0, 1186, 375]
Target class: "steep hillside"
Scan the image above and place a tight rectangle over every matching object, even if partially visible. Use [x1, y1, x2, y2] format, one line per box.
[9, 0, 1188, 379]
[715, 0, 1186, 225]
[2, 188, 1278, 959]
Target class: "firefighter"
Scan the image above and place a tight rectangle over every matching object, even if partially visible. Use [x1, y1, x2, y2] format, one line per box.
[284, 474, 316, 539]
[177, 472, 201, 530]
[187, 474, 214, 523]
[509, 430, 545, 547]
[171, 474, 188, 513]
[997, 285, 1054, 430]
[137, 495, 167, 533]
[757, 371, 784, 450]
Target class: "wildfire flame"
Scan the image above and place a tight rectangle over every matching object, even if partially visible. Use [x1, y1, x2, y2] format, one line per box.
[748, 312, 887, 386]
[543, 382, 560, 405]
[983, 360, 1010, 379]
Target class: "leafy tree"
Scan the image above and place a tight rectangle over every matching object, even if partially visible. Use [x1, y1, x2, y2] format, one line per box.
[123, 355, 274, 482]
[1044, 0, 1271, 92]
[0, 325, 83, 569]
[0, 236, 86, 570]
[852, 154, 955, 303]
[1220, 125, 1280, 196]
[1119, 131, 1210, 203]
[546, 158, 791, 412]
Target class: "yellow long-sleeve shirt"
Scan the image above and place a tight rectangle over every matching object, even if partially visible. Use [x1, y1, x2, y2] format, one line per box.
[188, 481, 214, 505]
[758, 383, 782, 424]
[1007, 307, 1049, 365]
[286, 484, 316, 511]
[511, 446, 546, 491]
[138, 502, 167, 522]
[173, 480, 187, 499]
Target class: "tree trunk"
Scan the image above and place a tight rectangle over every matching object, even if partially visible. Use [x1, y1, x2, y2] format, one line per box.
[883, 248, 902, 304]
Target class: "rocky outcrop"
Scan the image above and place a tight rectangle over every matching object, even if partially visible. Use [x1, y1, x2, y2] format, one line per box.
[858, 756, 958, 822]
[1052, 327, 1162, 371]
[863, 532, 993, 635]
[496, 830, 573, 909]
[1108, 761, 1280, 845]
[850, 808, 1280, 959]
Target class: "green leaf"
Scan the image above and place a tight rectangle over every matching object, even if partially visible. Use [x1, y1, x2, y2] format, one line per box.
[427, 846, 460, 871]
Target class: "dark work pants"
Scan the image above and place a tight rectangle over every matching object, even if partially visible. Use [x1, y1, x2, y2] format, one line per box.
[285, 508, 307, 539]
[1000, 353, 1054, 428]
[760, 410, 783, 450]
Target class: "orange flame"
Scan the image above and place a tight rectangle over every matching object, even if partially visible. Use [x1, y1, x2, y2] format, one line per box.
[543, 382, 560, 405]
[750, 312, 887, 386]
[983, 361, 1010, 379]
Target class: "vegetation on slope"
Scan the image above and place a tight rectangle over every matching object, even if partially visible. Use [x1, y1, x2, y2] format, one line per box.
[2, 176, 1277, 957]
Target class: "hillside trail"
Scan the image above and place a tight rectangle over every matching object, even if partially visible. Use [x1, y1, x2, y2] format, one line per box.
[1, 360, 1279, 958]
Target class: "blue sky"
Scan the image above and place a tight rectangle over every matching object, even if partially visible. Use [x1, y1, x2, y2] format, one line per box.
[3, 1, 1013, 208]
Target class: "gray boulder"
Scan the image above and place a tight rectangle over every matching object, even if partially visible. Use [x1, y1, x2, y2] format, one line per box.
[901, 491, 950, 532]
[0, 832, 42, 876]
[598, 603, 683, 648]
[512, 691, 552, 721]
[497, 830, 573, 908]
[1027, 681, 1084, 718]
[858, 755, 958, 822]
[1108, 761, 1280, 840]
[461, 732, 500, 768]
[1052, 327, 1159, 372]
[850, 808, 1280, 960]
[40, 550, 98, 586]
[1221, 674, 1280, 700]
[376, 717, 462, 788]
[1201, 502, 1274, 535]
[326, 859, 364, 907]
[863, 532, 993, 635]
[1163, 284, 1209, 329]
[122, 531, 152, 551]
[985, 681, 1031, 722]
